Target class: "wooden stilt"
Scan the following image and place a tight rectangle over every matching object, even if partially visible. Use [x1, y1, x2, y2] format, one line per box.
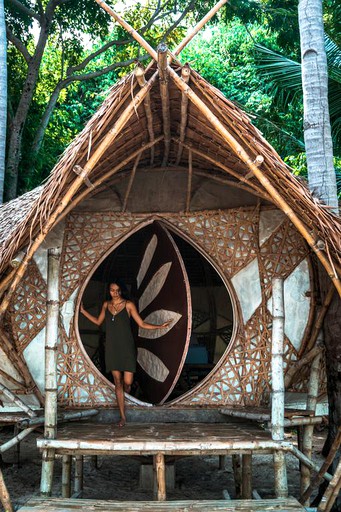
[232, 454, 242, 498]
[301, 350, 322, 501]
[0, 467, 13, 512]
[154, 453, 166, 501]
[40, 248, 61, 497]
[74, 456, 83, 495]
[241, 454, 252, 499]
[62, 455, 71, 498]
[219, 455, 227, 470]
[271, 277, 288, 499]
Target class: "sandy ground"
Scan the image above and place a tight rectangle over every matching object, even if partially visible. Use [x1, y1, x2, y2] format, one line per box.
[0, 425, 326, 510]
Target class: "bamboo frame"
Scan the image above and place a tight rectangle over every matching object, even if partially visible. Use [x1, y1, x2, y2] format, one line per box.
[175, 65, 190, 165]
[0, 382, 36, 418]
[19, 409, 99, 428]
[158, 44, 171, 166]
[318, 457, 341, 512]
[134, 64, 155, 165]
[285, 345, 324, 389]
[241, 454, 252, 499]
[0, 426, 36, 454]
[166, 65, 341, 297]
[305, 283, 335, 353]
[271, 278, 285, 442]
[0, 71, 159, 318]
[74, 455, 84, 495]
[154, 453, 166, 501]
[0, 330, 44, 405]
[62, 455, 71, 499]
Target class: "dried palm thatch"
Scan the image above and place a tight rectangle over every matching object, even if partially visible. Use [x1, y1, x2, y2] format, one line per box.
[0, 57, 340, 301]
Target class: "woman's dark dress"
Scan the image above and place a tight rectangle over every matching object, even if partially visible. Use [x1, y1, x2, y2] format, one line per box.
[105, 306, 136, 373]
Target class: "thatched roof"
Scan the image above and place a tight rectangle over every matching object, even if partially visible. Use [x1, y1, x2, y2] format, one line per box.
[0, 62, 341, 286]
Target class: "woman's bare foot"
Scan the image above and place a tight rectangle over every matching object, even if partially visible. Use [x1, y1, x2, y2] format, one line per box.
[117, 417, 126, 427]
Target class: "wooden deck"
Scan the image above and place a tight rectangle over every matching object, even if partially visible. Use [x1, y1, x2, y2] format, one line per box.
[37, 421, 291, 456]
[19, 497, 306, 511]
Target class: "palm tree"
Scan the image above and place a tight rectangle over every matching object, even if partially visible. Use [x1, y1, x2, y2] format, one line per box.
[0, 0, 6, 204]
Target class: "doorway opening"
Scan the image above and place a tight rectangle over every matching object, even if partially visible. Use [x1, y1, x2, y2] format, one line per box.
[78, 221, 234, 404]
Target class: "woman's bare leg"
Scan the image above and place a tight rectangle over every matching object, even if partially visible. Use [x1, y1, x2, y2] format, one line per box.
[112, 371, 125, 427]
[123, 371, 134, 395]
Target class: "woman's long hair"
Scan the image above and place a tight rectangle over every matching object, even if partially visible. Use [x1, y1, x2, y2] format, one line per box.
[106, 278, 130, 301]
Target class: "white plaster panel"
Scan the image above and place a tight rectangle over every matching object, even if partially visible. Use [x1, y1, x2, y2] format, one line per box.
[0, 347, 24, 383]
[23, 328, 46, 393]
[139, 262, 172, 313]
[33, 220, 65, 282]
[137, 348, 169, 382]
[61, 287, 79, 336]
[259, 210, 286, 246]
[231, 258, 262, 323]
[267, 258, 311, 351]
[137, 235, 158, 288]
[139, 310, 182, 339]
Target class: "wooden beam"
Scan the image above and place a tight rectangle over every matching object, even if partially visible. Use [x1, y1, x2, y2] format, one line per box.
[158, 43, 171, 166]
[173, 0, 228, 57]
[122, 153, 142, 212]
[135, 64, 155, 165]
[0, 71, 159, 318]
[175, 65, 190, 165]
[186, 150, 193, 212]
[167, 65, 341, 298]
[0, 382, 36, 418]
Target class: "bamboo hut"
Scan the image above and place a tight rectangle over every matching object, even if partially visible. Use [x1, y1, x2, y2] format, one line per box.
[1, 1, 341, 509]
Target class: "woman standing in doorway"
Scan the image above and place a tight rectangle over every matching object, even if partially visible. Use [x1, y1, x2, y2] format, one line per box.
[80, 281, 170, 427]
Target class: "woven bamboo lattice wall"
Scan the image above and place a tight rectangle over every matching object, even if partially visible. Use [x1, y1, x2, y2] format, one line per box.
[5, 207, 320, 407]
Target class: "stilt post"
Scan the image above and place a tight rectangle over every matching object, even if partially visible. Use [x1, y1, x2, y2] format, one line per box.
[40, 247, 61, 497]
[271, 277, 288, 498]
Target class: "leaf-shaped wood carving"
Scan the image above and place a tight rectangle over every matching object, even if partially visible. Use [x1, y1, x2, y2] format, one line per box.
[139, 310, 182, 339]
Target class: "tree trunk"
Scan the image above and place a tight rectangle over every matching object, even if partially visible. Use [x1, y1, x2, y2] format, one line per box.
[299, 0, 338, 214]
[4, 19, 50, 201]
[0, 0, 6, 204]
[299, 1, 341, 508]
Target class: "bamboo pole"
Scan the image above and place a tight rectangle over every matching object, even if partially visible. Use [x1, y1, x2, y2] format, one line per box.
[154, 453, 166, 501]
[94, 0, 158, 61]
[289, 446, 333, 482]
[0, 368, 27, 391]
[318, 457, 341, 512]
[0, 426, 36, 454]
[167, 66, 341, 298]
[0, 71, 158, 318]
[0, 330, 44, 405]
[158, 44, 171, 166]
[134, 64, 155, 165]
[74, 455, 84, 495]
[173, 0, 228, 57]
[271, 278, 288, 499]
[62, 455, 71, 498]
[185, 150, 193, 212]
[175, 65, 190, 165]
[0, 383, 36, 418]
[19, 409, 99, 428]
[300, 427, 341, 504]
[305, 283, 335, 352]
[300, 351, 323, 502]
[40, 247, 61, 497]
[122, 153, 142, 212]
[241, 454, 252, 499]
[285, 345, 324, 389]
[0, 467, 13, 512]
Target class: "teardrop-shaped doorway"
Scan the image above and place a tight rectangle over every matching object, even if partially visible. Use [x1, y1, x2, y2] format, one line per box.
[78, 220, 234, 405]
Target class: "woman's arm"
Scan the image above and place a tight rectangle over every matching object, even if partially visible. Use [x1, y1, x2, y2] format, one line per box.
[126, 301, 170, 330]
[80, 302, 107, 326]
